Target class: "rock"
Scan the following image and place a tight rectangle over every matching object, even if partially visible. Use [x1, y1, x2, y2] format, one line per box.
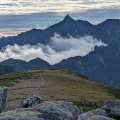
[34, 101, 81, 120]
[0, 109, 41, 120]
[1, 95, 119, 120]
[0, 87, 8, 113]
[17, 95, 44, 109]
[0, 101, 82, 120]
[102, 100, 120, 119]
[87, 115, 115, 120]
[78, 108, 107, 120]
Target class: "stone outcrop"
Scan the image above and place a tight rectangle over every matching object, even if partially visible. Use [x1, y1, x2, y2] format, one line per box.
[17, 95, 44, 109]
[102, 100, 120, 119]
[87, 115, 115, 120]
[0, 95, 119, 120]
[0, 101, 81, 120]
[0, 87, 8, 113]
[79, 100, 120, 120]
[78, 108, 107, 120]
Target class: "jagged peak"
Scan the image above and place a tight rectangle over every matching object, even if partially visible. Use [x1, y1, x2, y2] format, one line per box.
[28, 57, 49, 63]
[63, 14, 75, 22]
[30, 57, 42, 61]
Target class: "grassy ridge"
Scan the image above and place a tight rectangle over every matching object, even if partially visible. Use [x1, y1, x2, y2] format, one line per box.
[0, 72, 32, 86]
[0, 69, 120, 111]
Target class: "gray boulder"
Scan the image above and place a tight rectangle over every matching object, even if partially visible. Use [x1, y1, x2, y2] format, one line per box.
[78, 100, 120, 120]
[102, 100, 120, 119]
[0, 101, 82, 120]
[0, 87, 8, 113]
[78, 108, 107, 120]
[87, 115, 115, 120]
[17, 95, 44, 109]
[34, 101, 81, 120]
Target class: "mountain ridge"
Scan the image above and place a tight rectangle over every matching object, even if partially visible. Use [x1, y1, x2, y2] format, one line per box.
[1, 58, 50, 72]
[1, 15, 120, 89]
[1, 15, 120, 48]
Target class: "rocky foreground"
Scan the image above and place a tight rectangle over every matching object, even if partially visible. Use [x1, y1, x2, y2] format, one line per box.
[0, 87, 120, 120]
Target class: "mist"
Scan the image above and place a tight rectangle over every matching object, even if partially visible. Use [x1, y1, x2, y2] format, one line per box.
[0, 33, 107, 65]
[0, 33, 9, 38]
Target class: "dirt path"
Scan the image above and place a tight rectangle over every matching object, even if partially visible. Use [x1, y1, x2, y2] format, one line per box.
[6, 74, 44, 111]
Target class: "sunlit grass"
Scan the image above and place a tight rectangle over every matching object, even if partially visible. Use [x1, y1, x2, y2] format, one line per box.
[0, 69, 119, 112]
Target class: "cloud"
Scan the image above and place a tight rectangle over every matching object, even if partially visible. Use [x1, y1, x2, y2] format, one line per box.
[0, 28, 29, 38]
[0, 33, 8, 38]
[0, 0, 120, 15]
[0, 33, 107, 64]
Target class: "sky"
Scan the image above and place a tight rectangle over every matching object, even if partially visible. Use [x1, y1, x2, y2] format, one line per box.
[0, 0, 120, 36]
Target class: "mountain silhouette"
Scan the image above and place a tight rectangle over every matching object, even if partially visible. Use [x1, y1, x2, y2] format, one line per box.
[1, 58, 50, 71]
[1, 15, 120, 88]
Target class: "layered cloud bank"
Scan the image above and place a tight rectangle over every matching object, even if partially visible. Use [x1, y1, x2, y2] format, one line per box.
[0, 34, 107, 64]
[0, 0, 120, 15]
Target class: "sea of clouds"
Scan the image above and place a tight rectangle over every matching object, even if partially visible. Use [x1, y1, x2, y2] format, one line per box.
[0, 33, 107, 64]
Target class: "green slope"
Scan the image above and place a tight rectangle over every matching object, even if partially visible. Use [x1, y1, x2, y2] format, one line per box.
[0, 69, 120, 111]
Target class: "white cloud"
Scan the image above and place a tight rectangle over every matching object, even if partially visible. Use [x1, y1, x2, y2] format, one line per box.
[0, 33, 8, 38]
[0, 34, 107, 64]
[0, 0, 120, 15]
[0, 28, 29, 38]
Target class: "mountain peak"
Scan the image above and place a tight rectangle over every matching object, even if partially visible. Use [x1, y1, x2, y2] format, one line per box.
[29, 57, 43, 62]
[63, 14, 74, 21]
[99, 19, 120, 26]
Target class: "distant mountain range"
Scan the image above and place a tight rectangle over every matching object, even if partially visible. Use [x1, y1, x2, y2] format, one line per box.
[0, 15, 120, 89]
[1, 14, 120, 48]
[1, 58, 50, 72]
[54, 46, 120, 88]
[0, 64, 15, 75]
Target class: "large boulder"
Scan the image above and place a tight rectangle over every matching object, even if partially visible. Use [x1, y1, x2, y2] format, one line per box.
[78, 100, 120, 120]
[78, 108, 107, 120]
[34, 101, 81, 120]
[88, 115, 115, 120]
[102, 100, 120, 119]
[0, 101, 82, 120]
[0, 87, 8, 113]
[17, 95, 44, 109]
